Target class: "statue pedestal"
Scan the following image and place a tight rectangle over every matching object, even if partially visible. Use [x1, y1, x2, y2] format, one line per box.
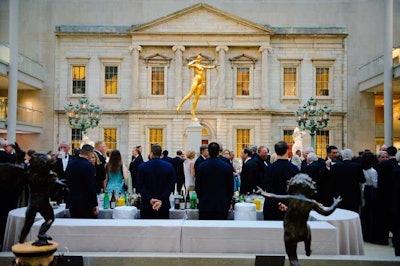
[12, 241, 58, 266]
[186, 120, 203, 152]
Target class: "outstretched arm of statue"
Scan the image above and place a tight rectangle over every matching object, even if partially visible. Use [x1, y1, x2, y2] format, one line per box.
[312, 196, 342, 216]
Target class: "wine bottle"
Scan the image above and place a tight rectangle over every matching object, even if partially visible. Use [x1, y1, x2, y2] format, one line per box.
[174, 191, 180, 210]
[110, 190, 116, 209]
[179, 189, 185, 210]
[103, 190, 110, 209]
[185, 191, 191, 209]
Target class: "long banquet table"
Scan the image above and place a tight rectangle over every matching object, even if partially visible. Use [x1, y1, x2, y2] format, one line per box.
[3, 207, 363, 255]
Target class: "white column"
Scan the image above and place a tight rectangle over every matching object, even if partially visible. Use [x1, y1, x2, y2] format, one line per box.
[129, 44, 142, 109]
[172, 45, 185, 107]
[384, 0, 393, 145]
[186, 120, 203, 153]
[216, 45, 228, 108]
[7, 0, 18, 142]
[259, 46, 272, 109]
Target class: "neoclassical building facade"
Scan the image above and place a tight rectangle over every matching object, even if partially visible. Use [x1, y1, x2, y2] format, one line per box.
[1, 1, 399, 162]
[54, 3, 347, 159]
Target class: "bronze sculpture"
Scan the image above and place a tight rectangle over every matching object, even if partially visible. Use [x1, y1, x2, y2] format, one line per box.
[257, 173, 341, 266]
[176, 55, 216, 120]
[19, 153, 67, 246]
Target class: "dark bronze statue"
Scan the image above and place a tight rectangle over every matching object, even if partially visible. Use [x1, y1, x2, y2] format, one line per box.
[19, 153, 67, 246]
[257, 173, 341, 266]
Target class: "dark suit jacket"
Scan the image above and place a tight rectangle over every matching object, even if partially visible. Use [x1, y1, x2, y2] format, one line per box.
[136, 158, 175, 219]
[376, 158, 398, 206]
[195, 157, 234, 214]
[331, 160, 365, 213]
[94, 150, 106, 193]
[0, 150, 16, 163]
[56, 155, 75, 180]
[240, 158, 262, 195]
[65, 157, 97, 216]
[263, 159, 299, 220]
[129, 155, 144, 189]
[194, 155, 206, 174]
[171, 156, 185, 191]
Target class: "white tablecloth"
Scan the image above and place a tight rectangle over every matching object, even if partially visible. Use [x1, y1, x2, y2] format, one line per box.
[30, 219, 184, 252]
[181, 220, 338, 255]
[2, 206, 66, 251]
[309, 208, 364, 255]
[97, 208, 264, 220]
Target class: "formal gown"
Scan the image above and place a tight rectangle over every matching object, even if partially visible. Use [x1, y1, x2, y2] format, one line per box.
[184, 159, 195, 189]
[106, 169, 125, 194]
[360, 167, 379, 243]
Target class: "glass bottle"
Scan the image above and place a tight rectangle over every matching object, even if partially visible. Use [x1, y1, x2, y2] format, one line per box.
[110, 190, 116, 209]
[103, 190, 110, 209]
[190, 191, 197, 209]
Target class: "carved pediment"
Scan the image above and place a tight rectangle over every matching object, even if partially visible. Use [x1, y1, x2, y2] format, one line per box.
[143, 53, 172, 67]
[130, 3, 274, 35]
[229, 54, 257, 64]
[186, 53, 215, 64]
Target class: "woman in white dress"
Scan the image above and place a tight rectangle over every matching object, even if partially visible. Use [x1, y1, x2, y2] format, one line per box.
[184, 150, 196, 191]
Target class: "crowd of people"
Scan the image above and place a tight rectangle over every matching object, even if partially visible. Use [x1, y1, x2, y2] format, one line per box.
[0, 136, 399, 255]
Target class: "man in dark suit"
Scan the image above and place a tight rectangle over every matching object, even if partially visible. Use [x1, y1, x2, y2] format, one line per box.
[171, 150, 185, 192]
[263, 141, 299, 221]
[239, 148, 262, 195]
[136, 144, 175, 219]
[392, 152, 400, 256]
[162, 150, 173, 164]
[129, 146, 144, 190]
[196, 142, 234, 220]
[375, 146, 399, 245]
[55, 141, 75, 180]
[194, 144, 208, 174]
[331, 149, 365, 213]
[0, 138, 16, 163]
[93, 140, 107, 193]
[65, 144, 98, 218]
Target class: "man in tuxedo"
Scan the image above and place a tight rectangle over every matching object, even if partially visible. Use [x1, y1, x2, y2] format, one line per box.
[136, 144, 175, 219]
[239, 148, 260, 195]
[171, 150, 185, 192]
[55, 141, 75, 180]
[194, 144, 208, 174]
[93, 140, 107, 193]
[196, 142, 233, 220]
[65, 144, 98, 218]
[129, 146, 144, 190]
[0, 138, 16, 163]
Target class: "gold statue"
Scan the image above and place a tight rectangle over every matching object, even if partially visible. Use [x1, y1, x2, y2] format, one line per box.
[177, 55, 216, 120]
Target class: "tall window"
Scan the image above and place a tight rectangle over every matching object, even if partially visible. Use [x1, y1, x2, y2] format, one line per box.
[71, 128, 82, 151]
[104, 66, 118, 94]
[236, 129, 250, 157]
[316, 130, 329, 158]
[151, 67, 165, 95]
[72, 66, 86, 94]
[237, 67, 250, 96]
[283, 129, 294, 158]
[149, 128, 163, 151]
[283, 68, 297, 96]
[316, 67, 330, 96]
[0, 98, 8, 119]
[104, 128, 117, 150]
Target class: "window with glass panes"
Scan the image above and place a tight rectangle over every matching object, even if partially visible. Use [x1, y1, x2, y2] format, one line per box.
[237, 67, 250, 96]
[315, 130, 329, 158]
[71, 128, 82, 151]
[72, 66, 86, 94]
[283, 67, 297, 96]
[104, 128, 117, 150]
[316, 67, 329, 96]
[149, 128, 163, 151]
[151, 67, 165, 95]
[236, 129, 250, 157]
[283, 129, 294, 158]
[104, 66, 118, 94]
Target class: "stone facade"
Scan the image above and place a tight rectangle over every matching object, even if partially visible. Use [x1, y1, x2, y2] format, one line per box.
[1, 0, 398, 161]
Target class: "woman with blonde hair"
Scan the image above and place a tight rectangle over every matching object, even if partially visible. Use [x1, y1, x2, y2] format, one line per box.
[184, 150, 196, 192]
